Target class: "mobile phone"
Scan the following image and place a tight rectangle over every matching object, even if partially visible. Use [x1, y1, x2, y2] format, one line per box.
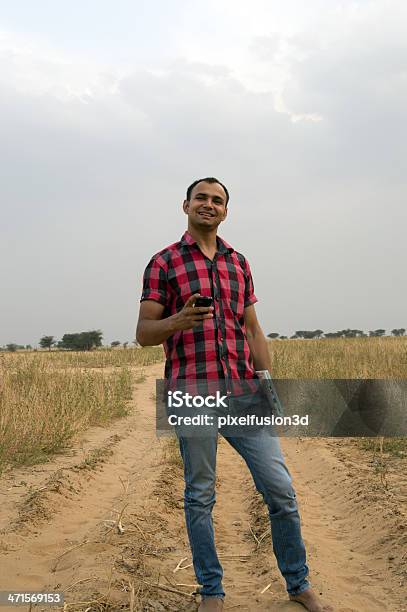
[194, 296, 213, 308]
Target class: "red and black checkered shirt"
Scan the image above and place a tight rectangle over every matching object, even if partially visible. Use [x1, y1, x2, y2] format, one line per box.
[140, 231, 258, 390]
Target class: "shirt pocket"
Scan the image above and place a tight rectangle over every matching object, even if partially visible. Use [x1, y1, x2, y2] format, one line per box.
[167, 267, 202, 308]
[218, 263, 246, 321]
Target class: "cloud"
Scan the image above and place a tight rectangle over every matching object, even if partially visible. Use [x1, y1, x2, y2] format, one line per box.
[0, 2, 406, 345]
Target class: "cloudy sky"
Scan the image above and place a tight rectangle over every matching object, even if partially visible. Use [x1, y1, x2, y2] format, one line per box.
[1, 0, 406, 346]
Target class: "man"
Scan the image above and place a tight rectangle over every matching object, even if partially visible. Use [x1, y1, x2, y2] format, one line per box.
[136, 178, 333, 612]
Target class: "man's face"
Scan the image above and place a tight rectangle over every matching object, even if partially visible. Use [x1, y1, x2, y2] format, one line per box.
[183, 181, 228, 230]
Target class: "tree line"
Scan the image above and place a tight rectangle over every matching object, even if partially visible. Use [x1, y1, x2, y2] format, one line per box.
[1, 327, 405, 352]
[0, 330, 137, 352]
[267, 328, 406, 340]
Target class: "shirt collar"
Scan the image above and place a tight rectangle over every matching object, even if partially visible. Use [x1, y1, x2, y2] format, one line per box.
[180, 230, 234, 255]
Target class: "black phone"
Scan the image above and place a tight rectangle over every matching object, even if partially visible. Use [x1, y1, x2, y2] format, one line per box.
[194, 296, 213, 308]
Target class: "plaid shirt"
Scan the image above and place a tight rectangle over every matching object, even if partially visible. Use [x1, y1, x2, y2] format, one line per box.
[140, 231, 258, 391]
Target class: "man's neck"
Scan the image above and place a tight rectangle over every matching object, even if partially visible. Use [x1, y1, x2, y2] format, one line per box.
[187, 225, 218, 258]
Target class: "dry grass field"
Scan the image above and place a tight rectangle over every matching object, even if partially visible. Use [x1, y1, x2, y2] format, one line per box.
[1, 337, 405, 471]
[0, 346, 164, 473]
[269, 335, 407, 456]
[268, 335, 407, 378]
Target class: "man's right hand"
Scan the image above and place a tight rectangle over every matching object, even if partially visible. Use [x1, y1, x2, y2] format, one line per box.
[136, 294, 214, 347]
[171, 293, 214, 331]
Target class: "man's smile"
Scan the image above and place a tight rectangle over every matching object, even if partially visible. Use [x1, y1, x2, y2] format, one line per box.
[198, 211, 215, 218]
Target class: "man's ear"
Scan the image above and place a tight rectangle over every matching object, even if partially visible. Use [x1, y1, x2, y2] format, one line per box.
[182, 199, 189, 214]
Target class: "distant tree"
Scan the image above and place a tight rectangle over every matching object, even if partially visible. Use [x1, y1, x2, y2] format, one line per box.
[353, 329, 364, 337]
[331, 328, 359, 338]
[88, 330, 103, 349]
[25, 344, 32, 350]
[59, 330, 103, 351]
[123, 341, 129, 348]
[6, 343, 18, 352]
[58, 334, 77, 350]
[391, 328, 406, 336]
[322, 330, 366, 338]
[39, 335, 56, 351]
[280, 335, 287, 339]
[267, 333, 279, 339]
[369, 329, 386, 337]
[111, 340, 121, 348]
[294, 330, 324, 339]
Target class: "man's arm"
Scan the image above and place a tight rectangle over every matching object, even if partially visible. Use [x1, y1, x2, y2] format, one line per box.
[136, 300, 174, 346]
[244, 304, 272, 372]
[136, 295, 214, 346]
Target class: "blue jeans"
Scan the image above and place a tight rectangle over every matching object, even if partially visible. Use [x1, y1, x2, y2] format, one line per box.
[176, 415, 310, 599]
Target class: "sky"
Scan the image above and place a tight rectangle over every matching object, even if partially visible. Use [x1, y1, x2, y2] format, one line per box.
[1, 0, 406, 346]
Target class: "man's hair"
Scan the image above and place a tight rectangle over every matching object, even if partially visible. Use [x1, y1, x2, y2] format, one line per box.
[186, 177, 230, 206]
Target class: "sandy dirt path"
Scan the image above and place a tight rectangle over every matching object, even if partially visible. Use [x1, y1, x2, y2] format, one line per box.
[0, 363, 405, 611]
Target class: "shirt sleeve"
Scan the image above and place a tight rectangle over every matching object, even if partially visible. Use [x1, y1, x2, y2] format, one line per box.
[242, 257, 258, 308]
[140, 256, 168, 306]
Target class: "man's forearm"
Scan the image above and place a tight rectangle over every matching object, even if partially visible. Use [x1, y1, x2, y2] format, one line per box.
[136, 316, 177, 346]
[246, 326, 272, 372]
